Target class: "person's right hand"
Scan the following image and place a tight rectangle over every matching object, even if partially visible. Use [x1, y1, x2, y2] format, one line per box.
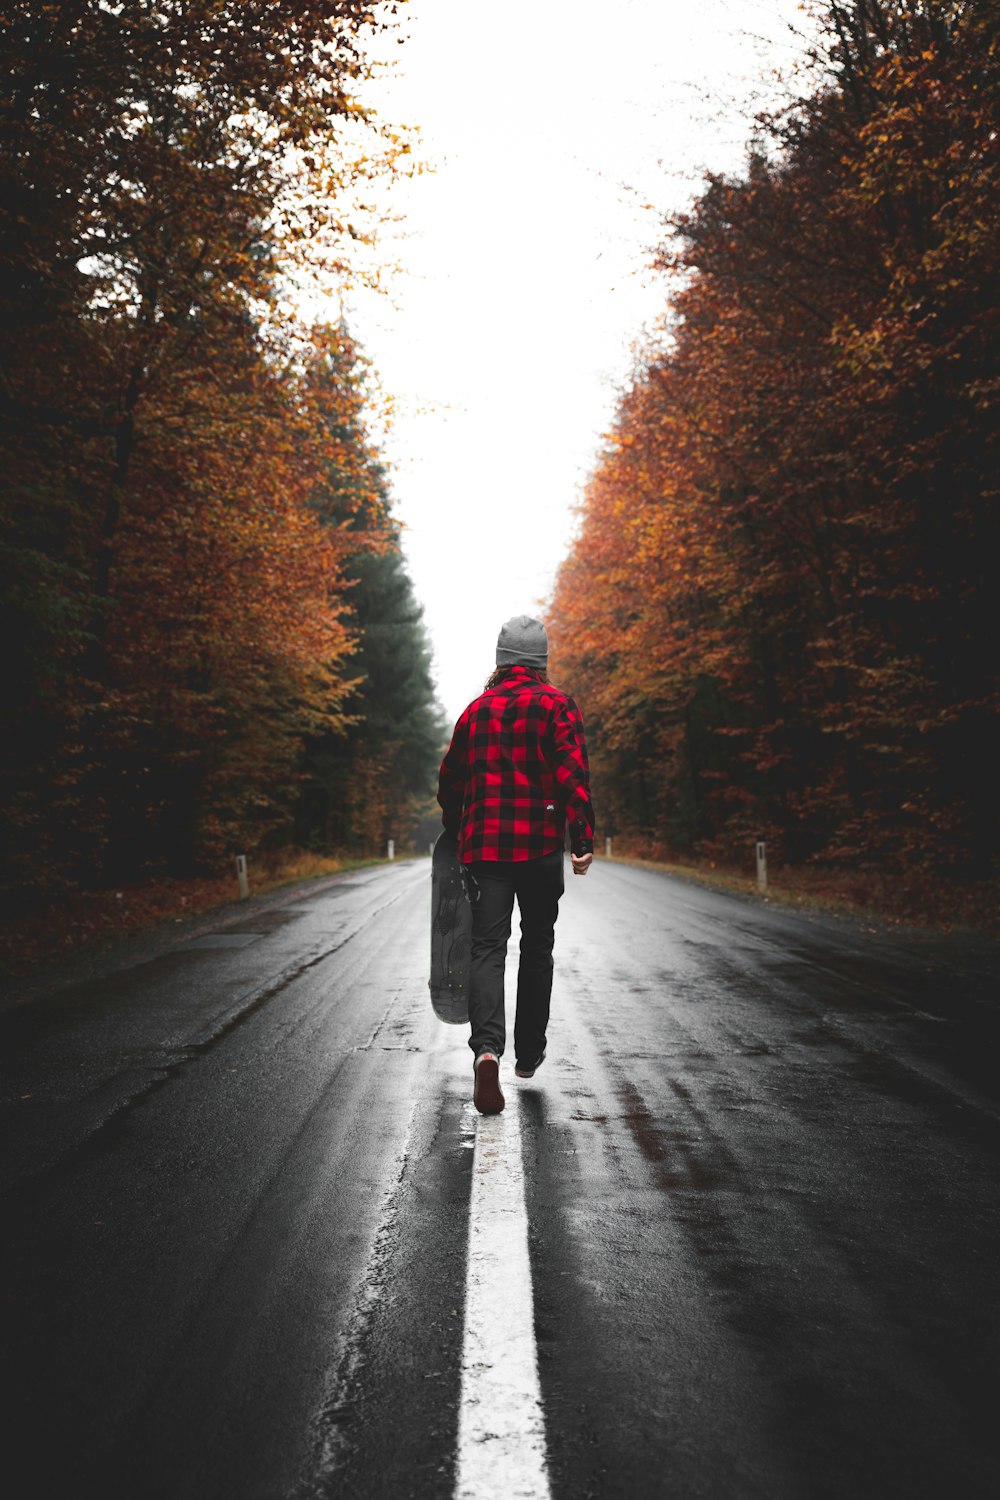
[571, 852, 593, 876]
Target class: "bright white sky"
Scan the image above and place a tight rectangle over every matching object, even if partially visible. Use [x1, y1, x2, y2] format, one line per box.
[343, 0, 817, 724]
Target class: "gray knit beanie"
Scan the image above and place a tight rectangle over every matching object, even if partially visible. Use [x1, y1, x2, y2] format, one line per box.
[496, 614, 548, 669]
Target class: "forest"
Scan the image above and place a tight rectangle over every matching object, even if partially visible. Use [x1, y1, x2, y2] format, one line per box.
[549, 0, 999, 897]
[2, 0, 997, 940]
[0, 1, 444, 920]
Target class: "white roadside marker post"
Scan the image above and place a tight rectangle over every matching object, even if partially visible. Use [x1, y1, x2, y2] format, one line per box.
[756, 839, 767, 893]
[235, 854, 249, 900]
[387, 839, 395, 861]
[605, 836, 612, 858]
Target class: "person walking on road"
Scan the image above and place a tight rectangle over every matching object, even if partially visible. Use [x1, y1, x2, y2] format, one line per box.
[437, 615, 595, 1115]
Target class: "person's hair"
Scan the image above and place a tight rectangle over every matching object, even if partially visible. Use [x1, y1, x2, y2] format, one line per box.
[484, 664, 550, 691]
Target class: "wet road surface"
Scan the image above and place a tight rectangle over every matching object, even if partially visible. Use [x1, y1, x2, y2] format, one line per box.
[2, 859, 998, 1499]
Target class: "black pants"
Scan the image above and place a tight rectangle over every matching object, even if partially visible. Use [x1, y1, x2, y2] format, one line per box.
[466, 849, 565, 1062]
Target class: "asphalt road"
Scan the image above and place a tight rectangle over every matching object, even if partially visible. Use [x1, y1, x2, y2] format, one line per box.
[2, 859, 998, 1500]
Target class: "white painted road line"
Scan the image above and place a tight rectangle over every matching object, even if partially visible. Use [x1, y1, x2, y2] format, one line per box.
[456, 1085, 552, 1500]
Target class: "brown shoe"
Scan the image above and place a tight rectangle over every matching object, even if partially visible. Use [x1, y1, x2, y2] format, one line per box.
[473, 1052, 504, 1114]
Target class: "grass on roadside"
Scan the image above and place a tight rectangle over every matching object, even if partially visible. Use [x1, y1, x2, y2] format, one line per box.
[604, 846, 1000, 939]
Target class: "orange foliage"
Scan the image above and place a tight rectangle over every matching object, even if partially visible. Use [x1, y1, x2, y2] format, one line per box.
[550, 1, 1000, 877]
[0, 2, 412, 901]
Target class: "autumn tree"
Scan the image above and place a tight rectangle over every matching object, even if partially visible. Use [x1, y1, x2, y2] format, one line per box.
[550, 0, 999, 877]
[0, 2, 412, 902]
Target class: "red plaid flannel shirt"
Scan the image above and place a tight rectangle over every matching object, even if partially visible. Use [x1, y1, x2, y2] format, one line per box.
[437, 666, 595, 863]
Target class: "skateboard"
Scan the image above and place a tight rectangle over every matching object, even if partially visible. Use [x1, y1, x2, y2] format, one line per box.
[430, 829, 471, 1024]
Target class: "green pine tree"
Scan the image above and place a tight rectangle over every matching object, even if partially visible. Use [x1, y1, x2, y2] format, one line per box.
[296, 325, 446, 854]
